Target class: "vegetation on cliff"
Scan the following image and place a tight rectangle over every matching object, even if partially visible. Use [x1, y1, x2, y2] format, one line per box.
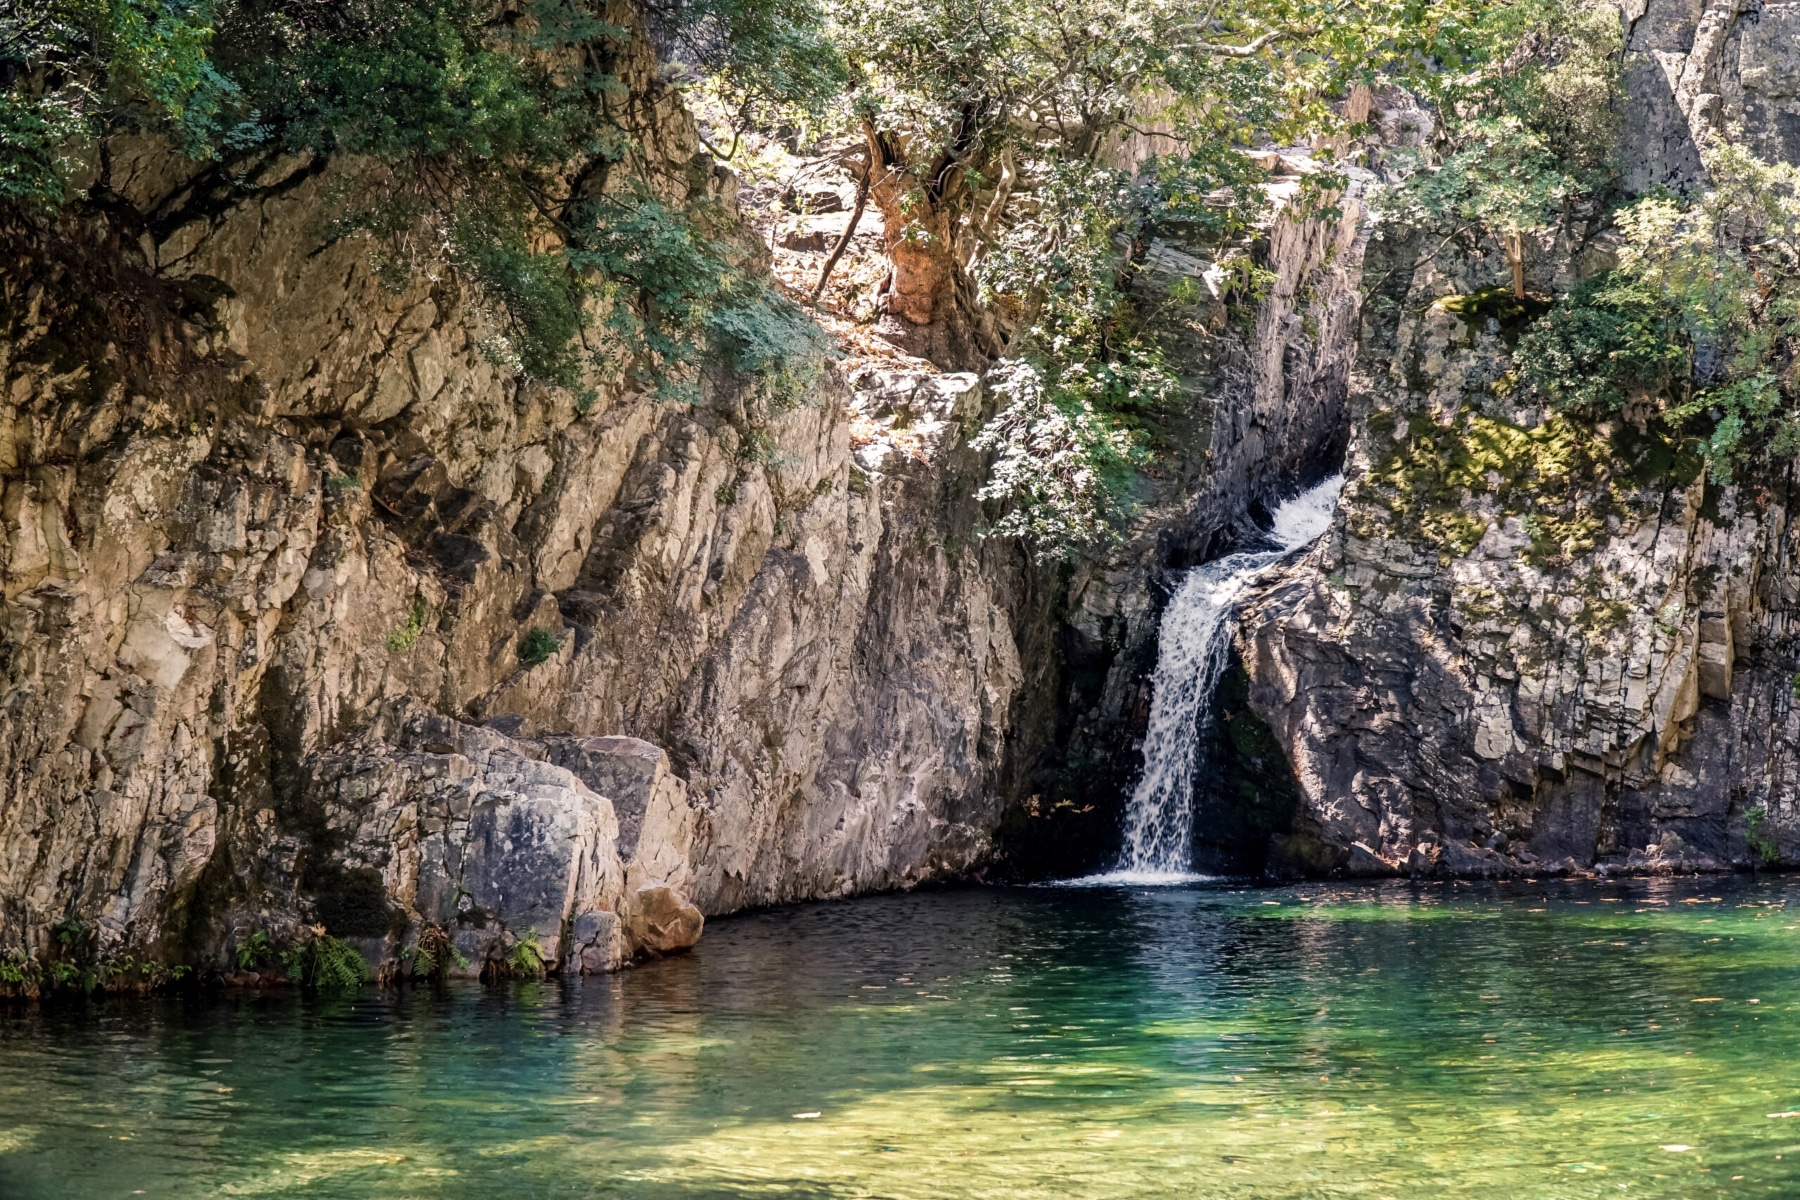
[16, 0, 1777, 561]
[2, 0, 828, 405]
[4, 0, 1611, 560]
[1518, 142, 1800, 483]
[1378, 0, 1799, 496]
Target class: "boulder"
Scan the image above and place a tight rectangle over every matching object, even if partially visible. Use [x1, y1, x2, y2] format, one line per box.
[622, 883, 704, 957]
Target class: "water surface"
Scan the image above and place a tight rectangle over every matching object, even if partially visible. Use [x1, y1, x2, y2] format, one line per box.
[6, 877, 1800, 1198]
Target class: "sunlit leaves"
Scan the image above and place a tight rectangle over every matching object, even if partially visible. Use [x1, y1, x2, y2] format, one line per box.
[1519, 142, 1800, 483]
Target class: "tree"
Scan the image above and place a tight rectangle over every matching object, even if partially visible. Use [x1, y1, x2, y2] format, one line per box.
[1379, 0, 1623, 298]
[3, 0, 831, 402]
[822, 0, 1482, 366]
[1517, 139, 1800, 482]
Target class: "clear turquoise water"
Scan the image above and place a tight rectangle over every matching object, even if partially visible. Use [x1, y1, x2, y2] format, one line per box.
[6, 877, 1800, 1198]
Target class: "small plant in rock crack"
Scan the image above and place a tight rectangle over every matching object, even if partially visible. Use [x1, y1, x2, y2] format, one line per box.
[0, 951, 42, 990]
[1746, 805, 1780, 868]
[387, 597, 431, 653]
[285, 928, 367, 992]
[519, 626, 561, 665]
[408, 925, 469, 984]
[486, 930, 548, 981]
[235, 930, 276, 972]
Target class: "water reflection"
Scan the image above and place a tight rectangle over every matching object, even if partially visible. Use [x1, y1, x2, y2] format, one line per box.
[4, 879, 1800, 1198]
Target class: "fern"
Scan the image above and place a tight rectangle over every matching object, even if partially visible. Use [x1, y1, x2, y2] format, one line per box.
[409, 924, 469, 983]
[287, 931, 368, 992]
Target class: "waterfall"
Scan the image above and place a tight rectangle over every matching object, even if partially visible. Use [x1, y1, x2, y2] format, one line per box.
[1083, 475, 1345, 885]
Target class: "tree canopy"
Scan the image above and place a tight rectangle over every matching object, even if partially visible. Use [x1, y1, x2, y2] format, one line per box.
[9, 0, 1716, 557]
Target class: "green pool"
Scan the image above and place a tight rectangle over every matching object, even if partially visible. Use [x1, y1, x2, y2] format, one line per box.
[5, 877, 1800, 1198]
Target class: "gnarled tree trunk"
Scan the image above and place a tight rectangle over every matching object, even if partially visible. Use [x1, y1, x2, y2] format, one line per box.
[862, 121, 1005, 371]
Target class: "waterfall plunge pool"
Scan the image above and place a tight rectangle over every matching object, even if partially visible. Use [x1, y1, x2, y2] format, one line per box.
[6, 877, 1800, 1198]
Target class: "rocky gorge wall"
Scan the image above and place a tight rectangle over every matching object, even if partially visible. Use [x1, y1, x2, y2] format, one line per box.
[0, 3, 1038, 981]
[0, 0, 1535, 986]
[1239, 0, 1800, 879]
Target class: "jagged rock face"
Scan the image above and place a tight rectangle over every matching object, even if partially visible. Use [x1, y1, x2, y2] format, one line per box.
[293, 702, 707, 974]
[0, 3, 1026, 971]
[1620, 0, 1800, 193]
[1240, 0, 1800, 879]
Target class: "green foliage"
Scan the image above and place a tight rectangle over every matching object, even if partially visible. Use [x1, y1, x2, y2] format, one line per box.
[968, 162, 1177, 558]
[648, 0, 846, 146]
[6, 0, 833, 406]
[804, 0, 1532, 558]
[0, 917, 192, 993]
[572, 189, 830, 406]
[519, 626, 561, 665]
[387, 596, 430, 653]
[2, 0, 257, 212]
[488, 929, 548, 980]
[234, 929, 274, 971]
[971, 357, 1147, 561]
[1516, 142, 1800, 483]
[1514, 273, 1687, 411]
[408, 924, 468, 983]
[1380, 0, 1623, 250]
[1746, 805, 1779, 867]
[0, 950, 43, 990]
[286, 930, 367, 992]
[0, 84, 88, 214]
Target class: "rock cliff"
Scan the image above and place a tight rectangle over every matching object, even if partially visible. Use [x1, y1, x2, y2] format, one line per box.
[1240, 0, 1800, 878]
[0, 2, 1032, 979]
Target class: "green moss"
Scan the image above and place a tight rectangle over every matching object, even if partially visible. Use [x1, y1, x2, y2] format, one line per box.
[1433, 288, 1554, 343]
[386, 596, 430, 653]
[1364, 406, 1700, 568]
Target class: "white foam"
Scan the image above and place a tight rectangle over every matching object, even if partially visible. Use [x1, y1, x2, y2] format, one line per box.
[1268, 474, 1344, 549]
[1054, 870, 1221, 888]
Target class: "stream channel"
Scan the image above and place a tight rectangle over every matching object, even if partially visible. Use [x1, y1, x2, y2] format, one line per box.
[7, 877, 1800, 1198]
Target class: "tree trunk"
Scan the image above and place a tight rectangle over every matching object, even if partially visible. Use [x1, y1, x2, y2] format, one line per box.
[810, 158, 869, 306]
[860, 121, 1003, 370]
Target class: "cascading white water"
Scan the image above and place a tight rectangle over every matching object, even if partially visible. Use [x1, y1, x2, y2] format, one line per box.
[1079, 474, 1345, 886]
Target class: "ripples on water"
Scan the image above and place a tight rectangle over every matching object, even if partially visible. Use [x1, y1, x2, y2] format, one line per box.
[6, 877, 1800, 1198]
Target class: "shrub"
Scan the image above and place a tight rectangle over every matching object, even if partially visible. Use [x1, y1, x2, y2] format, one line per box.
[4, 0, 835, 403]
[971, 357, 1146, 562]
[519, 626, 560, 665]
[1514, 273, 1686, 412]
[1514, 141, 1800, 483]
